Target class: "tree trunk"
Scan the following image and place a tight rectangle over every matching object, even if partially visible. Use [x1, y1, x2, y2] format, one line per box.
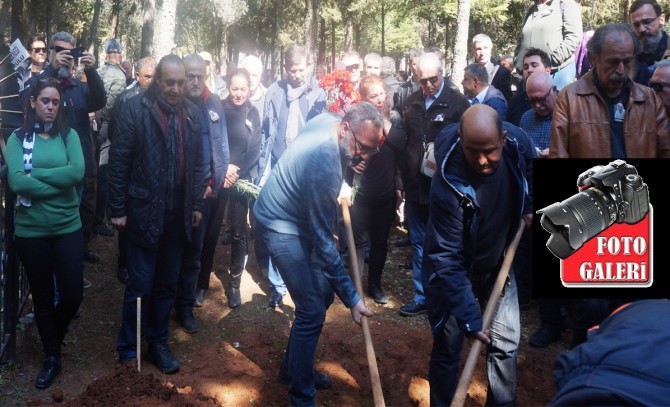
[89, 0, 102, 53]
[381, 1, 385, 57]
[270, 0, 278, 80]
[45, 0, 53, 43]
[140, 0, 155, 58]
[318, 17, 326, 64]
[304, 0, 318, 58]
[0, 0, 11, 45]
[450, 0, 470, 91]
[344, 19, 353, 52]
[152, 0, 177, 60]
[219, 27, 228, 76]
[331, 20, 335, 69]
[11, 0, 25, 43]
[111, 0, 122, 38]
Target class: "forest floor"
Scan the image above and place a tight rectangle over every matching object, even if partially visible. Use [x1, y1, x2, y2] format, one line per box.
[0, 221, 571, 406]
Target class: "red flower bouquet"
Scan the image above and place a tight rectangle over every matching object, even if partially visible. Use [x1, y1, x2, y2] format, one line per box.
[318, 69, 361, 116]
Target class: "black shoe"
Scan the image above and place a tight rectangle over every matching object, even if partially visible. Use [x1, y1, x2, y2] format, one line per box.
[177, 308, 199, 334]
[83, 250, 100, 263]
[94, 223, 116, 237]
[117, 266, 129, 285]
[221, 231, 233, 245]
[194, 289, 206, 307]
[529, 326, 562, 348]
[269, 291, 284, 308]
[392, 235, 411, 247]
[399, 301, 426, 317]
[228, 287, 241, 308]
[367, 286, 389, 304]
[147, 343, 180, 374]
[35, 356, 61, 389]
[279, 369, 332, 390]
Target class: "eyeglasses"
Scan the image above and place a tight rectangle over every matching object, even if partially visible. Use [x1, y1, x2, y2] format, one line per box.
[650, 82, 670, 92]
[31, 47, 47, 53]
[164, 79, 186, 87]
[420, 76, 439, 86]
[350, 127, 379, 155]
[346, 63, 360, 72]
[632, 16, 660, 29]
[528, 88, 554, 105]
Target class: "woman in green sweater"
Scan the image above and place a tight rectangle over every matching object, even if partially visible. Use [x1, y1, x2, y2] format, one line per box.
[6, 78, 85, 389]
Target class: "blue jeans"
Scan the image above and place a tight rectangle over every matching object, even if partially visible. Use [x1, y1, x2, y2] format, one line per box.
[553, 60, 576, 91]
[176, 198, 212, 309]
[429, 273, 520, 406]
[406, 200, 430, 304]
[117, 208, 185, 360]
[256, 224, 334, 407]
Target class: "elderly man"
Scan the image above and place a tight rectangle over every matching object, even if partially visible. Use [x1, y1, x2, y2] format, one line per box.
[461, 63, 508, 120]
[650, 59, 670, 125]
[399, 52, 470, 317]
[175, 53, 230, 333]
[258, 44, 326, 308]
[94, 39, 128, 238]
[423, 104, 533, 406]
[550, 23, 670, 158]
[472, 33, 513, 101]
[108, 56, 157, 285]
[253, 102, 378, 406]
[630, 0, 669, 85]
[363, 52, 382, 76]
[199, 51, 227, 99]
[519, 71, 557, 157]
[507, 48, 553, 125]
[21, 31, 107, 270]
[110, 55, 206, 373]
[240, 55, 266, 119]
[394, 47, 423, 113]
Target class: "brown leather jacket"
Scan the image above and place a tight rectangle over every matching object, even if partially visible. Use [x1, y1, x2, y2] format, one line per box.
[549, 71, 670, 158]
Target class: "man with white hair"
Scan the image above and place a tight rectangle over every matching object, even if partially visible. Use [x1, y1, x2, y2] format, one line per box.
[199, 51, 227, 99]
[241, 55, 267, 119]
[364, 52, 382, 76]
[471, 33, 513, 101]
[399, 51, 469, 317]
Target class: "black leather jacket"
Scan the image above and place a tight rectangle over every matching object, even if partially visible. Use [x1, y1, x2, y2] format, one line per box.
[108, 86, 206, 247]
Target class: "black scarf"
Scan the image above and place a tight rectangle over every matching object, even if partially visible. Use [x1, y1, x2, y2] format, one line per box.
[155, 95, 183, 211]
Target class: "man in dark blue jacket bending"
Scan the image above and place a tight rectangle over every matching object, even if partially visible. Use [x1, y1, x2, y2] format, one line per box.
[422, 104, 534, 406]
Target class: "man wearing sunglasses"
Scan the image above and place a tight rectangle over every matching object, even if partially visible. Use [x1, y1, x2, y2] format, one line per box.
[20, 31, 107, 274]
[650, 59, 670, 127]
[629, 0, 669, 85]
[550, 23, 670, 158]
[399, 52, 470, 317]
[17, 35, 48, 91]
[109, 54, 206, 374]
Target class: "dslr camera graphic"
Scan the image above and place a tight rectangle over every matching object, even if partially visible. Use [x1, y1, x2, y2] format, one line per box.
[537, 160, 649, 260]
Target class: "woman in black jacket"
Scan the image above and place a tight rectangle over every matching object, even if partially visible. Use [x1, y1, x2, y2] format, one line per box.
[221, 68, 261, 308]
[349, 75, 406, 304]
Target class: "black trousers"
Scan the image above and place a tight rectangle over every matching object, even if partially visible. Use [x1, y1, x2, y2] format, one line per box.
[16, 230, 84, 358]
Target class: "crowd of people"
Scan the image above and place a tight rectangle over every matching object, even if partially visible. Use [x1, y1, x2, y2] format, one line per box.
[6, 0, 670, 404]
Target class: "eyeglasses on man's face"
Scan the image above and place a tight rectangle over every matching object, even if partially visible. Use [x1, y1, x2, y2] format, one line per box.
[350, 127, 379, 155]
[420, 76, 439, 86]
[528, 88, 554, 106]
[31, 47, 47, 54]
[650, 81, 670, 92]
[632, 15, 660, 29]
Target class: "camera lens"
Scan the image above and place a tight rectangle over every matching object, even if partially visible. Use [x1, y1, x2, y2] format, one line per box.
[538, 187, 617, 259]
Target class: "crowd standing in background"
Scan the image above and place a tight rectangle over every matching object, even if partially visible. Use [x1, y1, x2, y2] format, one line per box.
[7, 1, 670, 403]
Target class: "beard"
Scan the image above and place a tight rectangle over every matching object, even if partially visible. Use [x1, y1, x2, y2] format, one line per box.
[641, 30, 663, 54]
[58, 65, 71, 79]
[339, 134, 355, 168]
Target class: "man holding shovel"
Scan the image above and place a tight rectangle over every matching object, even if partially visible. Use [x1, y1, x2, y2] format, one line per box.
[253, 102, 381, 406]
[422, 105, 533, 406]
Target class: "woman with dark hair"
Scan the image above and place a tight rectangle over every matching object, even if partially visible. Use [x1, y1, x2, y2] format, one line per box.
[6, 78, 85, 389]
[221, 68, 261, 308]
[348, 74, 406, 304]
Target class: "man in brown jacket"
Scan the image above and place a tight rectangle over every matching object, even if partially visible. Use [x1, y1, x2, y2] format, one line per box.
[550, 23, 670, 158]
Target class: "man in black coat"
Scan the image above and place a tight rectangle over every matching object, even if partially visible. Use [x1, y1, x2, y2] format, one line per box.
[472, 33, 514, 102]
[109, 55, 206, 374]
